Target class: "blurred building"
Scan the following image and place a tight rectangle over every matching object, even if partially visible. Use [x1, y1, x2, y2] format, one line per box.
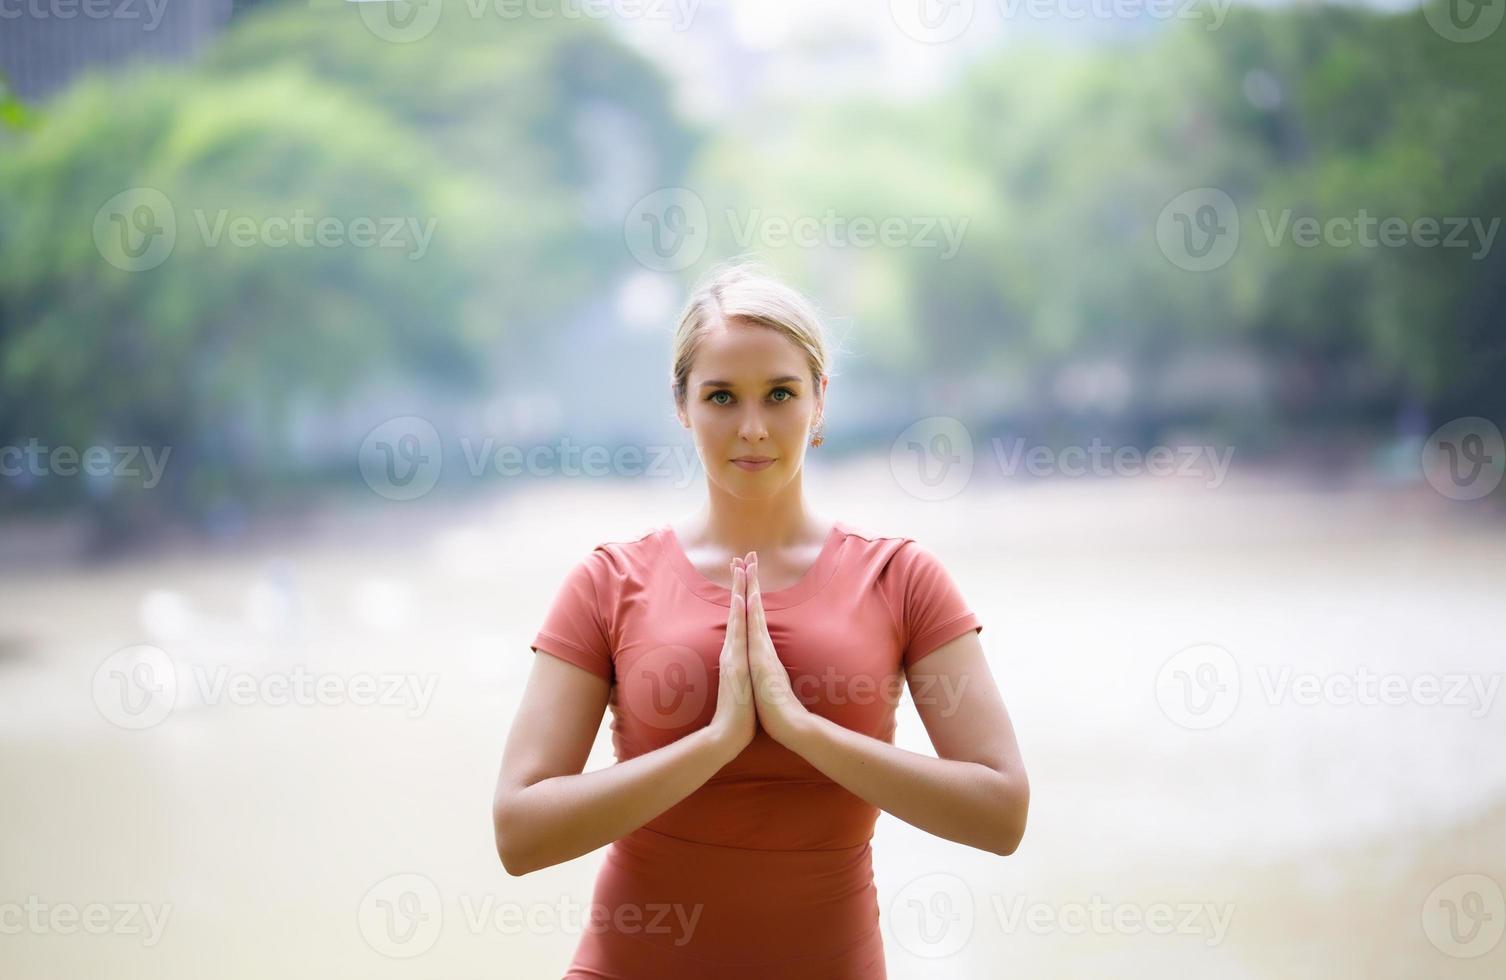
[0, 0, 266, 102]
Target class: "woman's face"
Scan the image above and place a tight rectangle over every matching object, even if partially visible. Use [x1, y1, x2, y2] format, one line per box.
[676, 318, 825, 498]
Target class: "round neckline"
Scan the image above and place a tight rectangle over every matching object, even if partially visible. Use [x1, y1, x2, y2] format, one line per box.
[661, 520, 847, 609]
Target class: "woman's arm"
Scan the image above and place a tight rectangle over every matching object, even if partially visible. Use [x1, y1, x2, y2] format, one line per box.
[494, 563, 756, 876]
[492, 653, 741, 875]
[741, 553, 1027, 856]
[784, 631, 1029, 856]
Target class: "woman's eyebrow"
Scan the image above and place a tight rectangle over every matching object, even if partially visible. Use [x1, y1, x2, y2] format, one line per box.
[699, 375, 803, 388]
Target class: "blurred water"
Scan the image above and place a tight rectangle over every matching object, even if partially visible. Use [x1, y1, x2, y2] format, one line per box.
[1, 457, 1502, 978]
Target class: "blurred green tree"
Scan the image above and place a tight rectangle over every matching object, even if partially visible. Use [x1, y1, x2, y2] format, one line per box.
[0, 2, 694, 544]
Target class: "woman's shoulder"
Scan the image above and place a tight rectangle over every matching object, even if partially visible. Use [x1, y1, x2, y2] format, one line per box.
[568, 523, 669, 575]
[836, 518, 945, 551]
[830, 519, 937, 573]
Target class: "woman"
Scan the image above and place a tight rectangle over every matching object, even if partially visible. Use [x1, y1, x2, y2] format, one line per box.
[492, 261, 1029, 978]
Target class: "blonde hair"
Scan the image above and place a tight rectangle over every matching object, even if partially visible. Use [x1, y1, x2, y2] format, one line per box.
[670, 262, 832, 434]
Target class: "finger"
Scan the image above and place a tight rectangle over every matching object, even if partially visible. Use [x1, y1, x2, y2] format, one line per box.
[725, 563, 741, 628]
[748, 565, 765, 635]
[730, 566, 746, 638]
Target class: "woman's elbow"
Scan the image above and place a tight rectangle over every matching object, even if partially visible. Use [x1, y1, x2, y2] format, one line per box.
[492, 795, 534, 877]
[991, 772, 1030, 856]
[496, 837, 533, 877]
[499, 849, 534, 877]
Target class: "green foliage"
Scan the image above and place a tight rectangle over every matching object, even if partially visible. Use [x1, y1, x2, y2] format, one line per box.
[695, 3, 1504, 427]
[0, 73, 34, 132]
[3, 0, 1502, 531]
[0, 2, 693, 523]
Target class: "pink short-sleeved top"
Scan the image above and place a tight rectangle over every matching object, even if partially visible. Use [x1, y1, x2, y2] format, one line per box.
[529, 520, 983, 978]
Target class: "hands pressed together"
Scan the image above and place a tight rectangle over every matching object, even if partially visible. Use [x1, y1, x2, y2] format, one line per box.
[708, 552, 812, 756]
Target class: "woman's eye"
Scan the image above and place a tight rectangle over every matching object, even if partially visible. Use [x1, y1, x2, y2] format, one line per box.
[708, 387, 793, 406]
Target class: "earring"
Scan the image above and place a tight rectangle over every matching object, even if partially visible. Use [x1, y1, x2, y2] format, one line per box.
[810, 417, 824, 448]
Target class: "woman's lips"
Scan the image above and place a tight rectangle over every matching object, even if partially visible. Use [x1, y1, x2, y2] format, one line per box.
[731, 457, 775, 471]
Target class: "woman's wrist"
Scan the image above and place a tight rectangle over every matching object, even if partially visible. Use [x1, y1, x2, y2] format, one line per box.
[697, 723, 748, 769]
[772, 705, 819, 755]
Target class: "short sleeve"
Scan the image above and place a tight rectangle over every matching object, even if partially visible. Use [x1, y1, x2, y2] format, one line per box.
[891, 540, 983, 670]
[531, 548, 616, 682]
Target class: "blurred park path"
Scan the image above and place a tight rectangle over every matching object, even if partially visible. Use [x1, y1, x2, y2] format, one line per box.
[2, 456, 1503, 978]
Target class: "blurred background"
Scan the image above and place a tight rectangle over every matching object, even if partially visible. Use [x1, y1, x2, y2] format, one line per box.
[1, 0, 1503, 976]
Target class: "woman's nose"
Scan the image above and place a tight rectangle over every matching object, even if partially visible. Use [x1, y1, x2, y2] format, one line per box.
[738, 409, 768, 441]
